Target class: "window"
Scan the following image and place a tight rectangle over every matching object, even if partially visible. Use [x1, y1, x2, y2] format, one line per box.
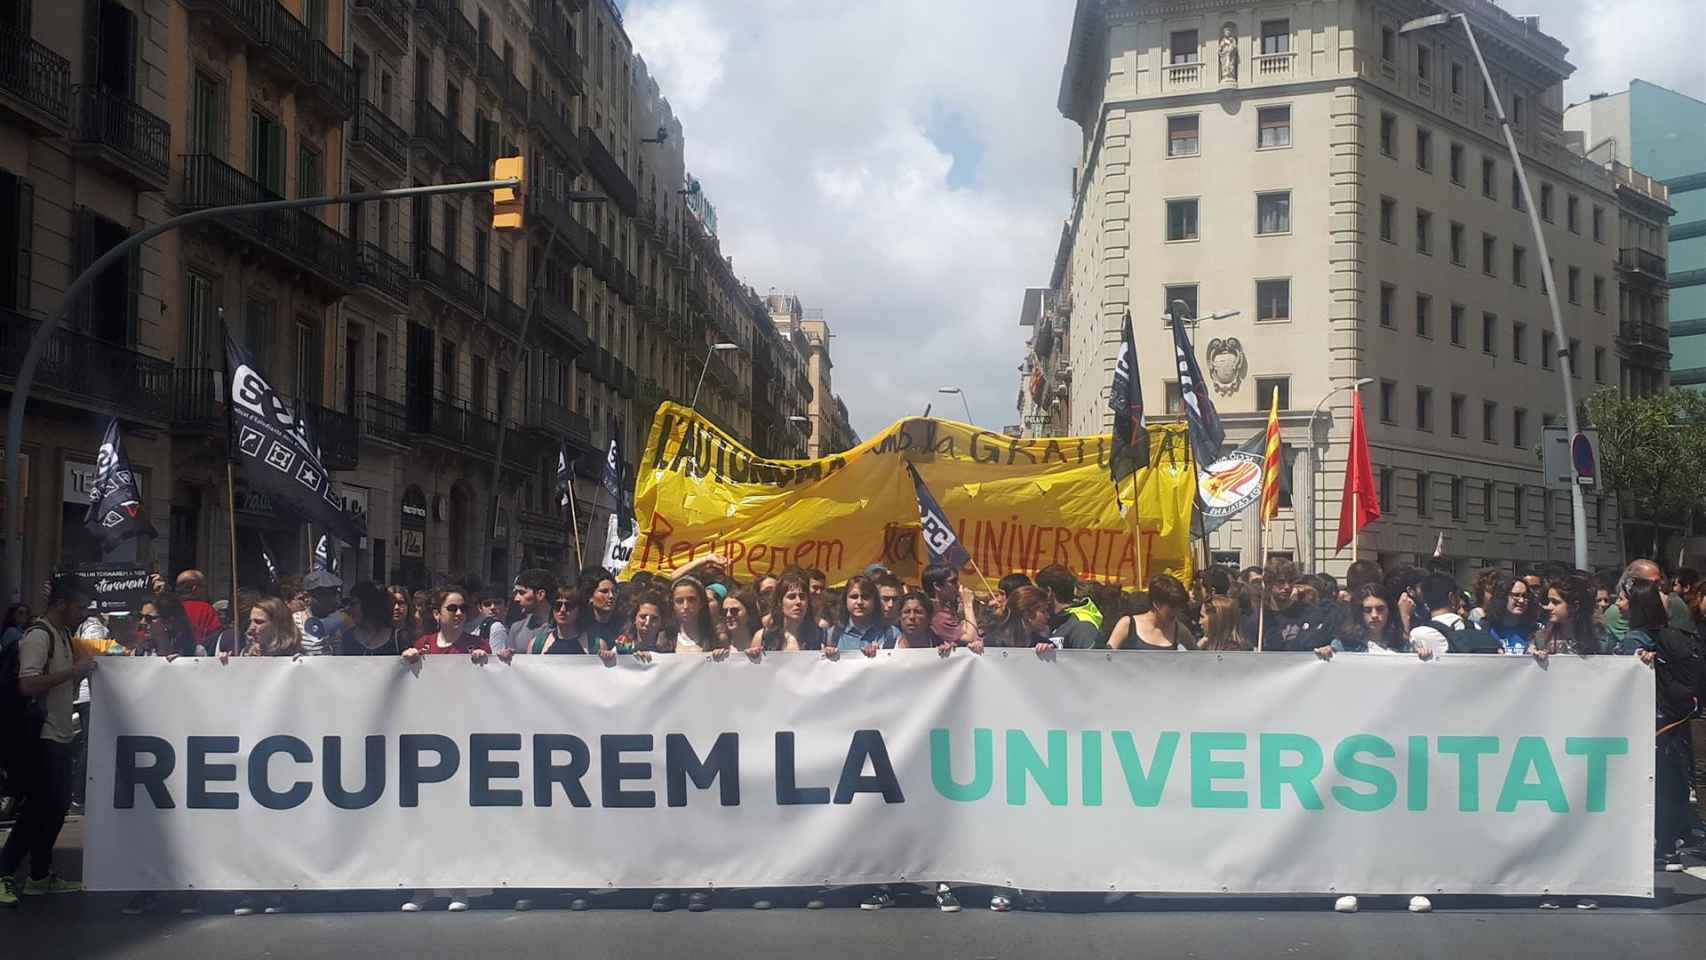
[1594, 347, 1606, 384]
[1449, 142, 1464, 184]
[1567, 266, 1581, 304]
[1512, 321, 1527, 362]
[1379, 380, 1396, 424]
[1481, 233, 1496, 276]
[296, 316, 322, 403]
[1164, 284, 1197, 321]
[1484, 481, 1495, 523]
[1164, 381, 1183, 415]
[305, 0, 326, 39]
[1415, 127, 1432, 171]
[1416, 43, 1431, 80]
[1482, 401, 1498, 443]
[1451, 477, 1464, 520]
[1482, 75, 1493, 110]
[1451, 62, 1465, 96]
[1256, 191, 1291, 234]
[1569, 338, 1581, 378]
[1511, 170, 1524, 211]
[1450, 394, 1466, 436]
[1255, 279, 1290, 322]
[1449, 303, 1465, 345]
[1415, 293, 1432, 338]
[180, 271, 216, 369]
[1416, 209, 1432, 254]
[1482, 156, 1496, 198]
[1511, 94, 1525, 128]
[1379, 283, 1395, 327]
[1380, 112, 1397, 158]
[1541, 330, 1554, 370]
[297, 142, 322, 199]
[1167, 115, 1199, 157]
[1482, 313, 1497, 355]
[1416, 472, 1431, 518]
[1255, 376, 1290, 410]
[1449, 222, 1465, 265]
[1593, 275, 1606, 313]
[190, 71, 226, 157]
[1567, 195, 1580, 234]
[1415, 386, 1433, 431]
[1169, 30, 1199, 64]
[1257, 106, 1290, 148]
[1540, 182, 1554, 221]
[1379, 469, 1395, 516]
[1513, 408, 1527, 449]
[1260, 19, 1290, 55]
[1381, 26, 1395, 62]
[1379, 196, 1396, 241]
[249, 111, 285, 195]
[1592, 206, 1605, 242]
[1512, 245, 1527, 286]
[1166, 199, 1199, 241]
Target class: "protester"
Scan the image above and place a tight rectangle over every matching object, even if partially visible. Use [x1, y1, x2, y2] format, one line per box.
[410, 590, 433, 634]
[401, 590, 491, 664]
[1532, 575, 1609, 658]
[830, 575, 899, 654]
[218, 596, 305, 663]
[0, 577, 97, 908]
[342, 581, 405, 656]
[526, 585, 586, 656]
[1033, 565, 1100, 649]
[577, 571, 624, 654]
[298, 570, 351, 657]
[669, 578, 720, 654]
[719, 589, 763, 651]
[1480, 574, 1538, 654]
[504, 569, 558, 657]
[174, 570, 223, 649]
[1106, 575, 1193, 651]
[757, 571, 829, 653]
[1196, 596, 1246, 651]
[919, 563, 979, 648]
[611, 591, 667, 662]
[1242, 558, 1329, 652]
[1384, 566, 1424, 644]
[387, 584, 416, 638]
[1407, 572, 1498, 658]
[0, 603, 28, 653]
[875, 574, 905, 628]
[895, 592, 935, 649]
[469, 586, 512, 654]
[1622, 577, 1702, 881]
[1328, 585, 1405, 655]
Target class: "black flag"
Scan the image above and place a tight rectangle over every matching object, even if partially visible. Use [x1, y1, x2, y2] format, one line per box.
[602, 414, 633, 539]
[1107, 311, 1149, 485]
[1171, 310, 1224, 470]
[224, 333, 365, 544]
[905, 462, 971, 570]
[558, 443, 574, 536]
[84, 418, 152, 546]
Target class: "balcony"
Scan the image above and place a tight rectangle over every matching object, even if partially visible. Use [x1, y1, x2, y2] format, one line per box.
[1619, 320, 1672, 353]
[413, 0, 448, 36]
[1254, 52, 1295, 80]
[0, 24, 71, 133]
[70, 85, 170, 190]
[412, 100, 451, 165]
[483, 287, 525, 340]
[179, 154, 355, 292]
[358, 391, 411, 447]
[305, 40, 355, 119]
[526, 91, 582, 165]
[0, 315, 173, 423]
[446, 9, 477, 69]
[524, 186, 579, 236]
[522, 392, 592, 450]
[592, 241, 614, 284]
[536, 287, 589, 351]
[411, 394, 499, 457]
[304, 402, 360, 471]
[413, 245, 483, 315]
[170, 368, 224, 433]
[580, 125, 638, 215]
[620, 364, 637, 399]
[355, 241, 411, 305]
[478, 45, 508, 97]
[1619, 248, 1668, 282]
[1164, 60, 1202, 91]
[451, 127, 481, 180]
[504, 70, 529, 118]
[351, 99, 408, 174]
[529, 0, 585, 95]
[184, 0, 352, 121]
[353, 0, 409, 44]
[637, 377, 666, 410]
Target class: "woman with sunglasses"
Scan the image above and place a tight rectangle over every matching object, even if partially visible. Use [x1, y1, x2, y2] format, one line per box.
[1484, 574, 1538, 655]
[528, 586, 586, 655]
[718, 589, 763, 651]
[830, 575, 898, 656]
[400, 589, 491, 664]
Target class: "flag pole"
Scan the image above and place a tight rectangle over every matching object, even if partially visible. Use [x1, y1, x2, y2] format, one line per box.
[1256, 517, 1266, 653]
[567, 477, 585, 573]
[219, 307, 238, 617]
[1129, 467, 1147, 586]
[1351, 488, 1360, 563]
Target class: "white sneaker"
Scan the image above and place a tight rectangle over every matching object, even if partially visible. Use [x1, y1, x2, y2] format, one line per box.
[989, 895, 1012, 912]
[400, 900, 425, 912]
[233, 902, 256, 917]
[1575, 899, 1598, 910]
[513, 898, 534, 911]
[447, 898, 469, 912]
[1334, 895, 1358, 913]
[1408, 896, 1433, 913]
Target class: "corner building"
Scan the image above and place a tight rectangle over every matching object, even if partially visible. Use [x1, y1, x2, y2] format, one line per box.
[1056, 0, 1630, 577]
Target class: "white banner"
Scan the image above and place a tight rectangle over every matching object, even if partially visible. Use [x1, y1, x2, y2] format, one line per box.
[87, 653, 1654, 896]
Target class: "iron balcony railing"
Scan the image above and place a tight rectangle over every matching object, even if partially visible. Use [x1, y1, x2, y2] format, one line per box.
[170, 368, 225, 432]
[412, 0, 448, 35]
[356, 241, 411, 303]
[305, 38, 355, 118]
[1619, 320, 1671, 350]
[71, 84, 170, 187]
[352, 0, 409, 40]
[536, 287, 589, 349]
[0, 24, 71, 127]
[1619, 248, 1668, 280]
[352, 99, 408, 171]
[179, 154, 354, 290]
[358, 391, 411, 446]
[579, 125, 638, 214]
[478, 45, 507, 95]
[523, 391, 590, 447]
[446, 9, 477, 66]
[526, 90, 580, 160]
[0, 314, 173, 422]
[504, 69, 528, 117]
[451, 128, 481, 180]
[303, 401, 359, 470]
[412, 394, 499, 456]
[483, 287, 525, 339]
[413, 245, 483, 314]
[412, 100, 450, 162]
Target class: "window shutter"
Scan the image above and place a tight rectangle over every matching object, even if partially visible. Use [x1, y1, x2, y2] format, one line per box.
[84, 0, 103, 87]
[12, 177, 33, 312]
[125, 238, 141, 346]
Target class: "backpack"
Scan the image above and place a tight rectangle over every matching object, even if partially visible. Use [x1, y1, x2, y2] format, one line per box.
[475, 617, 496, 643]
[0, 622, 56, 782]
[1425, 618, 1502, 654]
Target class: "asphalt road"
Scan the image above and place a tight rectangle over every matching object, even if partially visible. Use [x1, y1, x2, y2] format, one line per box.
[5, 818, 1706, 959]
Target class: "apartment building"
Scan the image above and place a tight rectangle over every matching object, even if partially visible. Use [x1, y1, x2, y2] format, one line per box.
[766, 294, 856, 457]
[1051, 0, 1633, 576]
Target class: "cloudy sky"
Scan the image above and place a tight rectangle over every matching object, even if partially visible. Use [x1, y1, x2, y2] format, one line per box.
[624, 0, 1705, 439]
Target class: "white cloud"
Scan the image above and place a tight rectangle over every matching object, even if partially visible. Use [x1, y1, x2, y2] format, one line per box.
[624, 2, 729, 111]
[1570, 0, 1704, 102]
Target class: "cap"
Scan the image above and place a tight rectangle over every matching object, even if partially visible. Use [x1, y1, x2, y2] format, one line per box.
[705, 582, 729, 601]
[864, 563, 890, 578]
[303, 570, 344, 592]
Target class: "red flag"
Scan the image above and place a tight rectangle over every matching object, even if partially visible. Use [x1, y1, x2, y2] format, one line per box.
[1336, 392, 1380, 552]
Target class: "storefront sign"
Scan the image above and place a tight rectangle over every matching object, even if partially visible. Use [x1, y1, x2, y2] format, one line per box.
[65, 460, 143, 505]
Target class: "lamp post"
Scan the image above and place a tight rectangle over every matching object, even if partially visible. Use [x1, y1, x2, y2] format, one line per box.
[691, 342, 739, 409]
[1310, 378, 1376, 572]
[1400, 11, 1587, 570]
[937, 386, 974, 425]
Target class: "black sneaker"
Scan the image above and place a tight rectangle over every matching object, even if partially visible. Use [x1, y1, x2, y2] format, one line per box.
[935, 884, 961, 913]
[860, 890, 893, 911]
[687, 891, 712, 912]
[651, 892, 674, 913]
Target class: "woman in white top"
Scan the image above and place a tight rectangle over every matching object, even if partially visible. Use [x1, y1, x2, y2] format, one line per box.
[668, 578, 719, 654]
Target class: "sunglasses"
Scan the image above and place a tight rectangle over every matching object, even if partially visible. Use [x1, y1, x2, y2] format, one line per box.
[1540, 598, 1559, 607]
[442, 604, 466, 614]
[723, 608, 744, 619]
[138, 613, 161, 622]
[555, 600, 578, 609]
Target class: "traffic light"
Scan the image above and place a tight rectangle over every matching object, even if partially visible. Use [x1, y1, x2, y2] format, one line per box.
[492, 156, 524, 231]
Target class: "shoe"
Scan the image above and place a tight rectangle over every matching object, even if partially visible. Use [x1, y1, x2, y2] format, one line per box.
[687, 891, 711, 912]
[262, 899, 285, 915]
[651, 892, 673, 912]
[1019, 892, 1046, 912]
[805, 894, 827, 910]
[120, 893, 156, 915]
[936, 884, 961, 913]
[1409, 896, 1433, 913]
[1334, 895, 1359, 913]
[400, 900, 425, 912]
[1663, 856, 1685, 873]
[989, 894, 1011, 913]
[569, 898, 590, 911]
[447, 898, 469, 912]
[752, 899, 772, 910]
[1575, 899, 1598, 910]
[0, 877, 18, 908]
[233, 899, 257, 916]
[1539, 901, 1560, 910]
[861, 890, 893, 911]
[22, 874, 82, 895]
[513, 898, 534, 911]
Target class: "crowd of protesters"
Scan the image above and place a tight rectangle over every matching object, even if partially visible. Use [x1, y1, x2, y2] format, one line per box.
[3, 552, 1704, 915]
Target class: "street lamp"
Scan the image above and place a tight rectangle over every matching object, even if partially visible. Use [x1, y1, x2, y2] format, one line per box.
[937, 386, 974, 425]
[690, 342, 739, 409]
[1310, 378, 1376, 572]
[1400, 11, 1587, 570]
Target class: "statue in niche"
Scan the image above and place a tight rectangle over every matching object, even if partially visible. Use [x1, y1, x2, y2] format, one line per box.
[1206, 338, 1247, 398]
[1218, 22, 1239, 83]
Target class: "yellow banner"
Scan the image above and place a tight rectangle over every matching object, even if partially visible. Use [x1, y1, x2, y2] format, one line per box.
[630, 403, 1195, 587]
